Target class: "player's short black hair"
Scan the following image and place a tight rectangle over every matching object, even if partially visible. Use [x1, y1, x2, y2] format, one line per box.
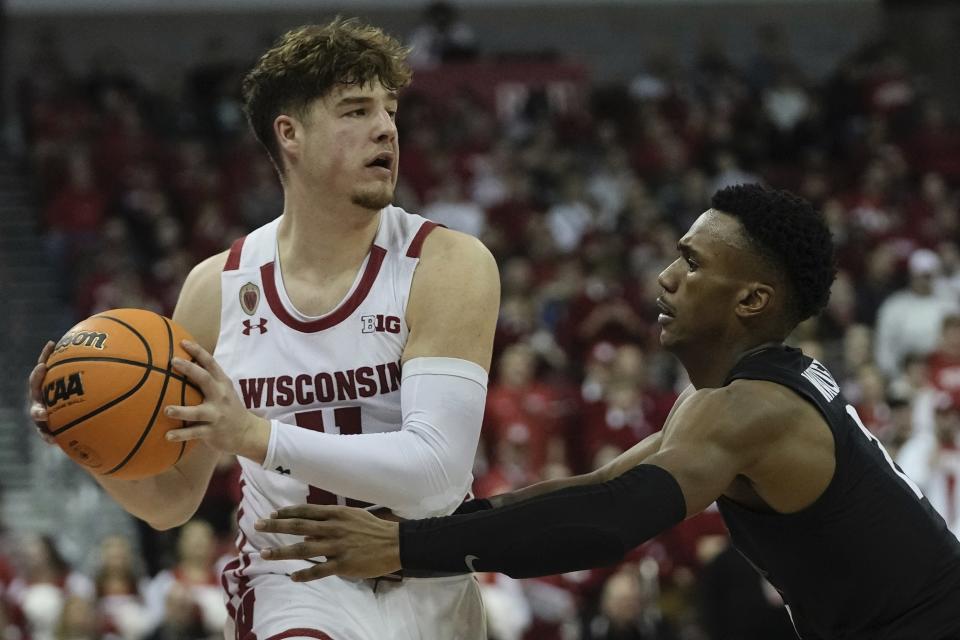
[711, 184, 836, 326]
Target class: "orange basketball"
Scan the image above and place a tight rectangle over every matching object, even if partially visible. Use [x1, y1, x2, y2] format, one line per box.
[42, 308, 203, 479]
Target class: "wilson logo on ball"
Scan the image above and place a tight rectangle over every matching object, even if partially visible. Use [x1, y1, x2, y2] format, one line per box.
[54, 331, 108, 353]
[44, 372, 86, 407]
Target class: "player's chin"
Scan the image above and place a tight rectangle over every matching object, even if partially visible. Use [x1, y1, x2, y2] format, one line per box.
[351, 184, 393, 211]
[657, 326, 679, 350]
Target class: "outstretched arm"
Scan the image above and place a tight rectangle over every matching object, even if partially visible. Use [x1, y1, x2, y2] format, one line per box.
[255, 386, 764, 580]
[467, 384, 694, 512]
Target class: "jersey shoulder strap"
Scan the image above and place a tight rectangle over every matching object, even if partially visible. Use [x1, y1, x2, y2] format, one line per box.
[222, 217, 282, 272]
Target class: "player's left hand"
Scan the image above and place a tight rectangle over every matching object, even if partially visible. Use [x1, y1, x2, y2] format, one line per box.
[255, 505, 402, 581]
[165, 340, 270, 462]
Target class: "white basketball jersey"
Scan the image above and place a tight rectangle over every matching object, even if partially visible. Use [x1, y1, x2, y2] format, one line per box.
[214, 206, 441, 567]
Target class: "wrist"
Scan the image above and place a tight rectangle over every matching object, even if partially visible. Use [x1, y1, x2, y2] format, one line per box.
[238, 415, 271, 463]
[387, 520, 402, 572]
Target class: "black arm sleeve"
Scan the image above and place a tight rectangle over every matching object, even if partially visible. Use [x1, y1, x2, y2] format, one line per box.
[452, 497, 493, 515]
[399, 463, 687, 578]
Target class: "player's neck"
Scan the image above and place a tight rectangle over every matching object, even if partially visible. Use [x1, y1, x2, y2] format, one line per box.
[678, 338, 775, 389]
[277, 187, 381, 279]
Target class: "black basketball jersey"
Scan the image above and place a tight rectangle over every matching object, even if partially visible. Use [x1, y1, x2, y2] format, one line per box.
[717, 345, 960, 640]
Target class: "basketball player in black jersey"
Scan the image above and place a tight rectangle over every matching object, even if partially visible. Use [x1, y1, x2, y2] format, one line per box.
[255, 184, 960, 639]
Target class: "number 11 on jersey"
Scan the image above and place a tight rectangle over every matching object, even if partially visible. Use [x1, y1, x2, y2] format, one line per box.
[294, 407, 372, 507]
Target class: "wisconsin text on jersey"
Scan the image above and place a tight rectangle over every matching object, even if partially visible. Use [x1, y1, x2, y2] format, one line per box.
[238, 360, 402, 408]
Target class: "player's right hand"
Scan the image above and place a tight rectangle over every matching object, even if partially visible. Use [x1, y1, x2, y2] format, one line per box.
[255, 505, 402, 581]
[28, 340, 56, 444]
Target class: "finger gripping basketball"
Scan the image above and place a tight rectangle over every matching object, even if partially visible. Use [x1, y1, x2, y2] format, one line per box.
[42, 308, 204, 479]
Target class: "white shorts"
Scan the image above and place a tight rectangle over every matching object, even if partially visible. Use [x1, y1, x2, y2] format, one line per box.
[222, 556, 485, 640]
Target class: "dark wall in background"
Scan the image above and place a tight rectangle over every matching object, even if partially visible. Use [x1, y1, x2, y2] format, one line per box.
[4, 2, 880, 96]
[883, 0, 960, 111]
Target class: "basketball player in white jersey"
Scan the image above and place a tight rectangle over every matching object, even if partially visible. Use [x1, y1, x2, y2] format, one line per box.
[28, 18, 500, 640]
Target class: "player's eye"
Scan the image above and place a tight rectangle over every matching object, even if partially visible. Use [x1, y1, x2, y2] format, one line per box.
[685, 257, 698, 272]
[347, 109, 366, 117]
[387, 110, 397, 121]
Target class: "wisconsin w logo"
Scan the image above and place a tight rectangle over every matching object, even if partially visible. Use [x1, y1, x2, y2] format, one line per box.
[242, 319, 268, 335]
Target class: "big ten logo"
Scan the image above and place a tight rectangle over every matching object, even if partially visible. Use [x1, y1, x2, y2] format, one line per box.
[44, 372, 86, 407]
[361, 314, 401, 334]
[54, 331, 108, 353]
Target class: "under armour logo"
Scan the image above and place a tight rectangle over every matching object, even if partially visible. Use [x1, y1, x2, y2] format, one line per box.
[242, 318, 268, 335]
[274, 466, 291, 475]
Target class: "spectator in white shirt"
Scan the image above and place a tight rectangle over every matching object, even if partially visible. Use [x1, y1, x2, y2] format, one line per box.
[874, 248, 959, 377]
[897, 392, 960, 537]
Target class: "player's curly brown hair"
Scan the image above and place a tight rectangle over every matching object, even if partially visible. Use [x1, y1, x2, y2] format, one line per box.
[241, 17, 412, 172]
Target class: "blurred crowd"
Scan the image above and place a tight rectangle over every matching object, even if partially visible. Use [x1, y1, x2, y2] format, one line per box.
[4, 5, 960, 640]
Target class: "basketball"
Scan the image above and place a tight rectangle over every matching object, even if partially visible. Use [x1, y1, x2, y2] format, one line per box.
[42, 308, 204, 480]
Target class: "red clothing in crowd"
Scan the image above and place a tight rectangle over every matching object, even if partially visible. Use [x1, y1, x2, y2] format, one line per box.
[928, 351, 960, 406]
[484, 381, 571, 474]
[578, 389, 677, 468]
[903, 123, 960, 181]
[44, 184, 107, 233]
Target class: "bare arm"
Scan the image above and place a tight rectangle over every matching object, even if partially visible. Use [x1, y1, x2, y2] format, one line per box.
[402, 228, 500, 369]
[486, 384, 695, 508]
[487, 432, 664, 509]
[89, 251, 227, 529]
[253, 385, 781, 579]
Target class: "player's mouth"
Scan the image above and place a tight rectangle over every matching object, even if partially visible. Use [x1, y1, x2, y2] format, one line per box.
[365, 151, 394, 177]
[656, 297, 676, 325]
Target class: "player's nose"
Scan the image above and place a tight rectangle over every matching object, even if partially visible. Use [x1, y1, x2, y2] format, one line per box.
[373, 109, 397, 142]
[658, 259, 680, 293]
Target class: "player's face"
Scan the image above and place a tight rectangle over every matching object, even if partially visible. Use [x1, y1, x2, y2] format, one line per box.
[297, 81, 399, 211]
[656, 210, 752, 351]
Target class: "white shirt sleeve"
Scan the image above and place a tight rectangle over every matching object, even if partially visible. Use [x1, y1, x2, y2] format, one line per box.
[262, 356, 486, 518]
[873, 296, 901, 378]
[895, 430, 937, 488]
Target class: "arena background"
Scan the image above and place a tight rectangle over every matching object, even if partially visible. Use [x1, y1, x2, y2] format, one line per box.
[1, 0, 960, 638]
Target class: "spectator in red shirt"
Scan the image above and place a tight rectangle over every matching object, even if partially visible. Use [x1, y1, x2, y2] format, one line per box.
[43, 151, 108, 299]
[44, 151, 106, 236]
[927, 314, 960, 407]
[903, 100, 960, 181]
[484, 343, 571, 476]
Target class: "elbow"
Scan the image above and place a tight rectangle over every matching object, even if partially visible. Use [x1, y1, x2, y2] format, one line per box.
[143, 511, 192, 531]
[587, 466, 612, 484]
[393, 472, 471, 518]
[143, 517, 180, 532]
[141, 501, 199, 531]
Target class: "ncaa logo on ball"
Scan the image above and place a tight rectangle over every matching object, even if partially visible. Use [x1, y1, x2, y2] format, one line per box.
[44, 372, 86, 409]
[54, 330, 108, 353]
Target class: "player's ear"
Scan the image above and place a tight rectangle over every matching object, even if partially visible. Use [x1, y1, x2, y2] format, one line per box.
[735, 282, 774, 319]
[274, 114, 300, 158]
